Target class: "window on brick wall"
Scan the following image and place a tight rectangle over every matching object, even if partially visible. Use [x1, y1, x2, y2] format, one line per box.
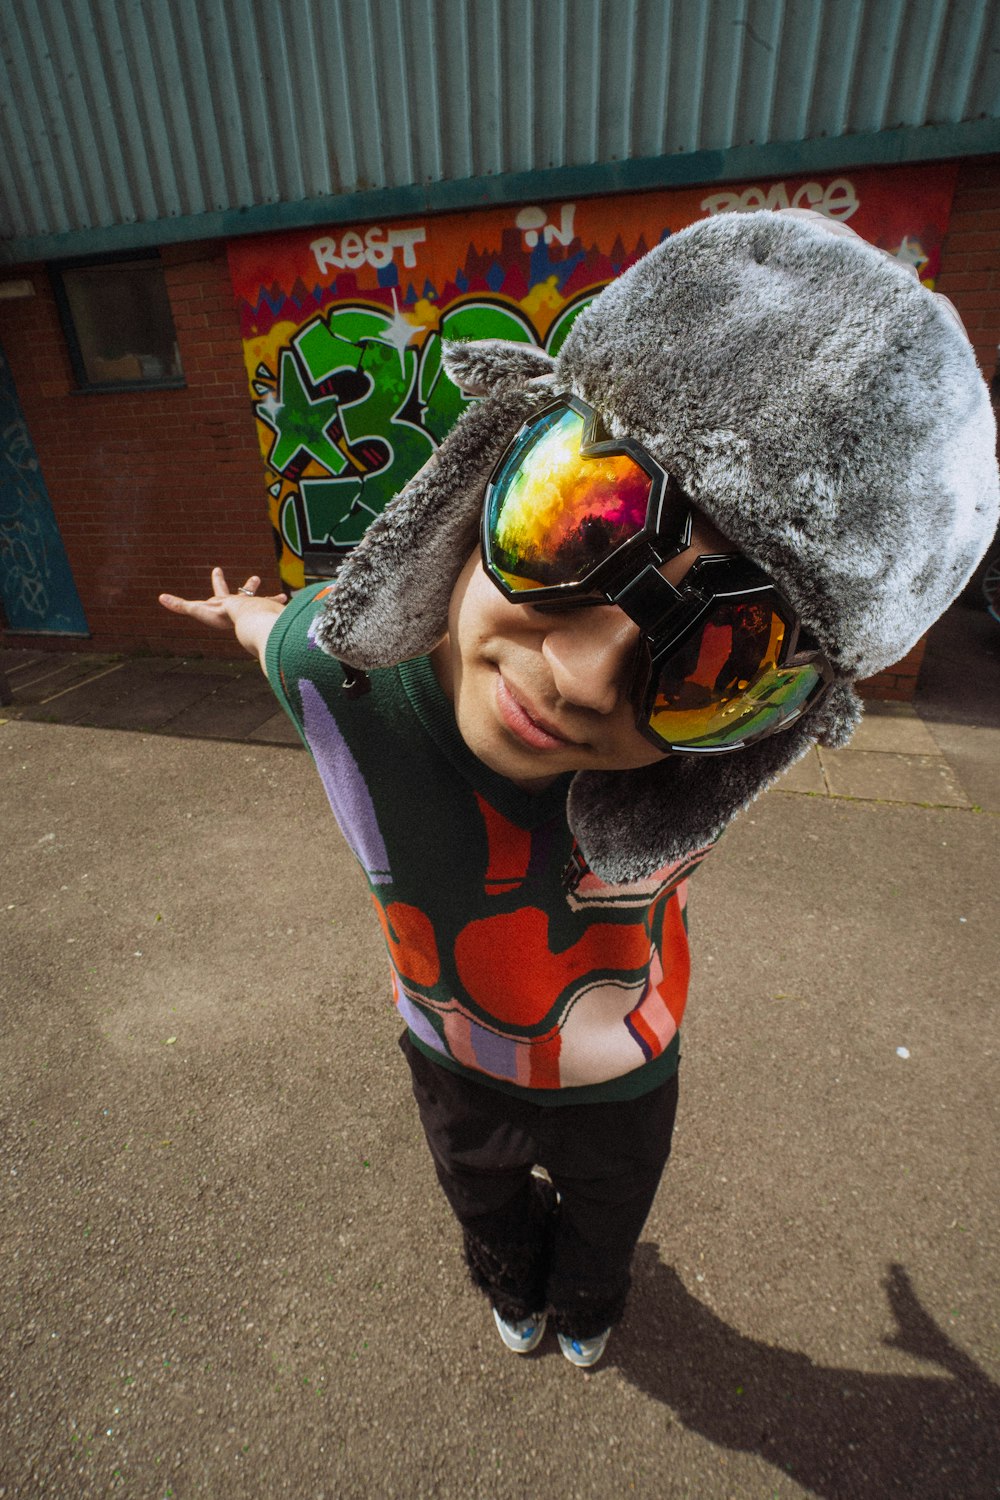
[50, 251, 185, 392]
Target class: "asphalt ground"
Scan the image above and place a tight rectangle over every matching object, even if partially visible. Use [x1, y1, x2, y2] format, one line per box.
[1, 599, 998, 1500]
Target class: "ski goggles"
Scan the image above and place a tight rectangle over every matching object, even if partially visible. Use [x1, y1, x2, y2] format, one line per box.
[481, 395, 833, 754]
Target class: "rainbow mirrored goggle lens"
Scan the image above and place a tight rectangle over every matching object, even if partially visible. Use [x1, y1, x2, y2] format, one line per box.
[640, 595, 830, 753]
[482, 398, 833, 755]
[484, 403, 661, 594]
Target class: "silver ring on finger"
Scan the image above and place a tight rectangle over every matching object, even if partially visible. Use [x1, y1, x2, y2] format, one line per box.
[237, 586, 257, 596]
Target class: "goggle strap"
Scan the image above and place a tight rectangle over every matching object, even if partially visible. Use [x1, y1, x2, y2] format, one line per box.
[611, 564, 713, 649]
[609, 563, 684, 630]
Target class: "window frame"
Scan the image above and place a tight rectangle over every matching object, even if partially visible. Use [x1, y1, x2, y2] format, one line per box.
[49, 248, 187, 395]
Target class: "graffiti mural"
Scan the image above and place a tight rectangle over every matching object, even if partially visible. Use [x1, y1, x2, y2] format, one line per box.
[0, 346, 88, 634]
[227, 163, 959, 591]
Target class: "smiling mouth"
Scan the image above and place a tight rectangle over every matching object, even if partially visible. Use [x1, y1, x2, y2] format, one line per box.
[495, 675, 582, 752]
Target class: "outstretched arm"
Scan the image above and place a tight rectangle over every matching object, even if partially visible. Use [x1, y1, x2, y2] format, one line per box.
[159, 567, 288, 672]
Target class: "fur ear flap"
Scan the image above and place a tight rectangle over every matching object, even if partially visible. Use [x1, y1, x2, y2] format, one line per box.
[806, 680, 864, 748]
[442, 338, 557, 396]
[313, 384, 549, 668]
[566, 681, 863, 883]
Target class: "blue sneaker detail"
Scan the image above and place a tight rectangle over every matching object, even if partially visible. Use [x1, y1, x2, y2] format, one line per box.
[557, 1328, 610, 1367]
[492, 1306, 548, 1354]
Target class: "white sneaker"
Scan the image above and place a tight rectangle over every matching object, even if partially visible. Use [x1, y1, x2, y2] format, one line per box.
[530, 1164, 561, 1204]
[557, 1328, 610, 1367]
[492, 1306, 548, 1354]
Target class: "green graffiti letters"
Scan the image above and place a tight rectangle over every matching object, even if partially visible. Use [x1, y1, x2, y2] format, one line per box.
[293, 306, 433, 548]
[422, 302, 536, 444]
[258, 349, 351, 478]
[255, 298, 551, 566]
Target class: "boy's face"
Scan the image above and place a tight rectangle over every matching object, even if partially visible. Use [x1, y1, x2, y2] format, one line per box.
[431, 514, 733, 790]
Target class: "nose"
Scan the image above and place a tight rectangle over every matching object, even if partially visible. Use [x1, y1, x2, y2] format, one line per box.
[540, 606, 640, 715]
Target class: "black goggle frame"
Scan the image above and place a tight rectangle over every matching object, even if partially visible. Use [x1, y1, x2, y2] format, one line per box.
[481, 395, 834, 754]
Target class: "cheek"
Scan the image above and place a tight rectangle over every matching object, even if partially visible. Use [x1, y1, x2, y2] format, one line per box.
[450, 558, 523, 659]
[611, 727, 671, 772]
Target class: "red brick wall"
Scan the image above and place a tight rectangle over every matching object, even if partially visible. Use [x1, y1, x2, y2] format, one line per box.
[858, 153, 1000, 700]
[935, 156, 1000, 386]
[0, 241, 274, 658]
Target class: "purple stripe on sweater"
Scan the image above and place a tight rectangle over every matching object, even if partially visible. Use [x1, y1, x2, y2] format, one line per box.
[299, 678, 392, 884]
[469, 1020, 519, 1081]
[397, 995, 449, 1057]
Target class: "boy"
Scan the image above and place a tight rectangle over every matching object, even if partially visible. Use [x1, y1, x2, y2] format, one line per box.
[161, 210, 998, 1367]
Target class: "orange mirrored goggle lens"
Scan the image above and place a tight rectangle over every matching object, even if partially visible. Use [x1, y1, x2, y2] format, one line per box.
[646, 600, 824, 750]
[487, 406, 653, 591]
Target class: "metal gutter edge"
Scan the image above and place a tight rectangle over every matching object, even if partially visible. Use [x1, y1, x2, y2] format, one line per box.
[3, 116, 998, 265]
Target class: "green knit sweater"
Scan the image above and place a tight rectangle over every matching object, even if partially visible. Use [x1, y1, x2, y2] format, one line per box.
[266, 582, 711, 1105]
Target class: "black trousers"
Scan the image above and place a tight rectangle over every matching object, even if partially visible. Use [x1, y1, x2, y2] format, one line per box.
[400, 1032, 679, 1340]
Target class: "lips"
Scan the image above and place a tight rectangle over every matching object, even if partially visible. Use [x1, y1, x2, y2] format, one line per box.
[495, 674, 581, 752]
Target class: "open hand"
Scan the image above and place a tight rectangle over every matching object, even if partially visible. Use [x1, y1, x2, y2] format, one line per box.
[159, 568, 287, 631]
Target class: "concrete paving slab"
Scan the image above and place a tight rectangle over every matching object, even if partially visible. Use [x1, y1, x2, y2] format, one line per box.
[775, 745, 827, 795]
[0, 647, 49, 674]
[818, 747, 973, 807]
[164, 656, 260, 676]
[9, 654, 123, 704]
[0, 649, 46, 702]
[921, 721, 1000, 815]
[16, 659, 233, 732]
[156, 671, 285, 741]
[7, 656, 88, 694]
[246, 710, 305, 746]
[849, 703, 941, 756]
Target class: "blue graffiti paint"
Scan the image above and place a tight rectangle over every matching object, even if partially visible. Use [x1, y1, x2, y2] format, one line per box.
[0, 346, 88, 635]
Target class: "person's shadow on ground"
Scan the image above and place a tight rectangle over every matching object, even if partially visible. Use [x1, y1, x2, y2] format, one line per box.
[611, 1246, 999, 1499]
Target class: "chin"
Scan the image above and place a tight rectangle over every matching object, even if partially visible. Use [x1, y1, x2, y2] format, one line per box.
[456, 707, 567, 788]
[476, 729, 557, 783]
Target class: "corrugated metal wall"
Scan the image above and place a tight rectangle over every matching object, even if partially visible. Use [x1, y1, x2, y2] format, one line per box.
[1, 0, 998, 252]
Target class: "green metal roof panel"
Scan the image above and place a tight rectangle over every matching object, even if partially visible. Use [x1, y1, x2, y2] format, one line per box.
[1, 0, 998, 261]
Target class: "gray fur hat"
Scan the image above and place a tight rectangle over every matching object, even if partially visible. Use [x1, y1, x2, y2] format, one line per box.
[316, 210, 999, 881]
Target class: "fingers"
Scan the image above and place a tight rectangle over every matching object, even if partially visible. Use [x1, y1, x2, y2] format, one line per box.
[158, 570, 285, 618]
[158, 592, 216, 619]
